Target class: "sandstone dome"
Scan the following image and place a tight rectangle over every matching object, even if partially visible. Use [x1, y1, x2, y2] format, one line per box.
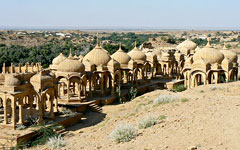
[220, 45, 238, 63]
[57, 58, 85, 72]
[111, 44, 131, 65]
[52, 53, 67, 66]
[128, 42, 146, 62]
[193, 44, 224, 65]
[5, 75, 21, 86]
[30, 73, 52, 83]
[177, 39, 197, 54]
[83, 44, 111, 66]
[107, 58, 120, 68]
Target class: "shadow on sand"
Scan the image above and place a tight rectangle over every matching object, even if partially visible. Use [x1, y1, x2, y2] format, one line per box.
[66, 111, 106, 131]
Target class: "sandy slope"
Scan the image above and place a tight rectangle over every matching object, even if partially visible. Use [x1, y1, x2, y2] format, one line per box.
[39, 81, 240, 150]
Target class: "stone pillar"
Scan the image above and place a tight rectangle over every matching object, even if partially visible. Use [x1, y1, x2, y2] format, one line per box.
[67, 81, 70, 100]
[78, 83, 81, 100]
[2, 63, 6, 74]
[36, 96, 39, 110]
[89, 80, 92, 97]
[188, 74, 191, 89]
[101, 74, 104, 96]
[73, 82, 76, 95]
[111, 81, 115, 96]
[29, 96, 33, 116]
[11, 97, 16, 127]
[54, 97, 58, 113]
[18, 103, 23, 124]
[83, 85, 87, 99]
[10, 63, 14, 73]
[38, 95, 44, 123]
[214, 72, 218, 84]
[58, 84, 61, 97]
[18, 63, 21, 73]
[49, 96, 54, 118]
[3, 96, 8, 124]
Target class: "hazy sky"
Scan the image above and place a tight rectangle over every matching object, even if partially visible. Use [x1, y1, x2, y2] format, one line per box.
[0, 0, 240, 29]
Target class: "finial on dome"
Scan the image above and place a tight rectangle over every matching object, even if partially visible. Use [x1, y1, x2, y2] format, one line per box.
[223, 43, 228, 50]
[68, 48, 73, 58]
[96, 32, 100, 47]
[134, 41, 137, 48]
[205, 37, 212, 48]
[186, 34, 190, 40]
[119, 43, 122, 50]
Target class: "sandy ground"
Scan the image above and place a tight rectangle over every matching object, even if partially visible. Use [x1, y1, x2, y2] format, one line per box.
[35, 81, 240, 150]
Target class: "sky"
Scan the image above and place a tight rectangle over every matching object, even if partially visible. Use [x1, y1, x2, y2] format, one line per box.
[0, 0, 240, 29]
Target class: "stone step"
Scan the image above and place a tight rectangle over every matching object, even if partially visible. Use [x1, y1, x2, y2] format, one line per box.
[89, 104, 102, 113]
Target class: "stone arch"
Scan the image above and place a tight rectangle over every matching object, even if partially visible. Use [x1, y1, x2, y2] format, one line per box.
[191, 71, 207, 88]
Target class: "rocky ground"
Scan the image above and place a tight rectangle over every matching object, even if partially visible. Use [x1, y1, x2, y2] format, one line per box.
[33, 81, 240, 150]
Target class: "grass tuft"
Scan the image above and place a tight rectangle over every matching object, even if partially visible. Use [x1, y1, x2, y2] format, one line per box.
[138, 115, 158, 129]
[47, 135, 66, 149]
[181, 98, 189, 103]
[153, 94, 177, 106]
[109, 124, 137, 143]
[173, 84, 186, 92]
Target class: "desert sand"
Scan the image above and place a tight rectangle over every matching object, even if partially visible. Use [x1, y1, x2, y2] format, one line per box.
[36, 81, 240, 150]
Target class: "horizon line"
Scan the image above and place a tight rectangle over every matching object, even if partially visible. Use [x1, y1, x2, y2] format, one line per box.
[1, 26, 240, 31]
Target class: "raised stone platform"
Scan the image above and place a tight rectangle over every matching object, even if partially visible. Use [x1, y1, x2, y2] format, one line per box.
[0, 113, 82, 148]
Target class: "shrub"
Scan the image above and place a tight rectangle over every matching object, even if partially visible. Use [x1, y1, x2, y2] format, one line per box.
[61, 108, 73, 115]
[116, 86, 123, 104]
[181, 98, 189, 103]
[26, 115, 38, 126]
[209, 86, 217, 91]
[153, 94, 177, 106]
[26, 123, 64, 147]
[109, 124, 137, 143]
[16, 124, 26, 130]
[138, 115, 158, 129]
[48, 135, 66, 149]
[158, 115, 167, 120]
[126, 86, 137, 101]
[173, 84, 186, 92]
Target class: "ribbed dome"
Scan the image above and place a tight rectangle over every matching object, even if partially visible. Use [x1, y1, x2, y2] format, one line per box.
[5, 75, 21, 86]
[83, 44, 111, 66]
[193, 47, 224, 65]
[111, 45, 131, 65]
[107, 58, 120, 69]
[128, 42, 146, 62]
[220, 45, 238, 63]
[52, 53, 66, 65]
[30, 73, 52, 83]
[177, 39, 197, 54]
[57, 58, 85, 72]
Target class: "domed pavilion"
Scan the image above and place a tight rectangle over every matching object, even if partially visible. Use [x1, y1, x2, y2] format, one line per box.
[182, 38, 238, 88]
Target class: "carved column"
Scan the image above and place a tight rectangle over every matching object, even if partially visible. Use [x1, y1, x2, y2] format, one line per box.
[67, 80, 70, 100]
[18, 98, 23, 124]
[3, 95, 8, 124]
[100, 73, 104, 96]
[11, 97, 16, 127]
[78, 83, 81, 100]
[49, 95, 54, 118]
[89, 79, 92, 97]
